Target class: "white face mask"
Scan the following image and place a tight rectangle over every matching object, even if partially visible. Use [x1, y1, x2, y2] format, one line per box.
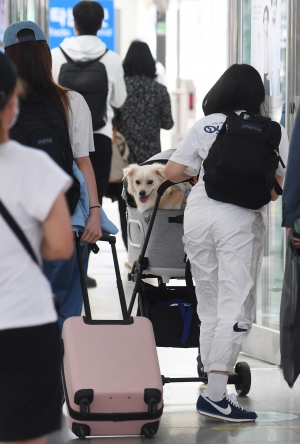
[272, 5, 277, 20]
[8, 98, 19, 129]
[263, 20, 268, 33]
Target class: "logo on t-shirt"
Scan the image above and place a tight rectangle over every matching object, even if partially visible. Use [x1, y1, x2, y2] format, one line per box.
[204, 125, 220, 134]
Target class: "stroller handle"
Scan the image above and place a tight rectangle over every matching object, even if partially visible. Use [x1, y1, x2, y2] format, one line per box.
[157, 179, 190, 196]
[157, 180, 174, 196]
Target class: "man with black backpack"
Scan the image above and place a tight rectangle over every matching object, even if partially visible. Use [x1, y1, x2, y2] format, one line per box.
[52, 1, 127, 206]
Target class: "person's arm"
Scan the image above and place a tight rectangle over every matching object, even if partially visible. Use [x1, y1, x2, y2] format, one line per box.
[160, 86, 174, 130]
[75, 156, 102, 243]
[271, 174, 284, 201]
[41, 192, 74, 260]
[110, 61, 127, 109]
[164, 160, 191, 183]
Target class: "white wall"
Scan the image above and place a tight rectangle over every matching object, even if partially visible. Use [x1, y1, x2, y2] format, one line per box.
[166, 0, 229, 121]
[115, 0, 157, 60]
[115, 0, 139, 59]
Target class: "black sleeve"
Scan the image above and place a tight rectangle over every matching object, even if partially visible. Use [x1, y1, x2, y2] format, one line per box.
[159, 86, 174, 130]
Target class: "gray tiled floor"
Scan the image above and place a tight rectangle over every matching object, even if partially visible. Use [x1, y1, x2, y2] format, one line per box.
[47, 199, 300, 444]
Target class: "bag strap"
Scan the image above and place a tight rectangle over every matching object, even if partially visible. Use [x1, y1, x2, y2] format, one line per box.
[153, 298, 194, 345]
[221, 110, 271, 123]
[60, 47, 109, 66]
[185, 260, 198, 310]
[0, 200, 39, 266]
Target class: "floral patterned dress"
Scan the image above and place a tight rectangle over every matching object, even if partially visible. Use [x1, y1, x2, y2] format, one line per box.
[117, 75, 174, 165]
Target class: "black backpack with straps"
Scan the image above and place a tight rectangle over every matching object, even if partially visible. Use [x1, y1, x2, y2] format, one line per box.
[10, 98, 80, 215]
[58, 47, 109, 131]
[202, 111, 285, 210]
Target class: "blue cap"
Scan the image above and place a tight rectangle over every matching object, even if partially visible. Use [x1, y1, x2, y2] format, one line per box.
[3, 21, 47, 49]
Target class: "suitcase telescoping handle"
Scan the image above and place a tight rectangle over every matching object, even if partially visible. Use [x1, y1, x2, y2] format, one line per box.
[75, 234, 129, 322]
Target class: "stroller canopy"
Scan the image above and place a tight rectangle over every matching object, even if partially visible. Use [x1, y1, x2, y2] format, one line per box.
[141, 149, 176, 166]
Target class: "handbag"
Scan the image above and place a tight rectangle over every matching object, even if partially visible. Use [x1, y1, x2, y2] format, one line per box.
[0, 200, 60, 312]
[280, 232, 300, 387]
[109, 131, 130, 182]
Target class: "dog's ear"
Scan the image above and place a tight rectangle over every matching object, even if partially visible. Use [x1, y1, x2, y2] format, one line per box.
[123, 164, 139, 195]
[123, 164, 139, 180]
[153, 163, 166, 179]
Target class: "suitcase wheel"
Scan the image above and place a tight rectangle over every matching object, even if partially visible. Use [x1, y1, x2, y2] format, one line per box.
[141, 423, 158, 438]
[234, 361, 251, 396]
[72, 423, 90, 439]
[144, 389, 162, 414]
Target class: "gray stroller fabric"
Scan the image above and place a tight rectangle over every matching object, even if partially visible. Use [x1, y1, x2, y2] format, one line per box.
[127, 207, 186, 273]
[280, 232, 300, 387]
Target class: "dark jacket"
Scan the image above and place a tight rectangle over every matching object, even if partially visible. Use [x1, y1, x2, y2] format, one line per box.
[117, 75, 174, 165]
[282, 111, 300, 227]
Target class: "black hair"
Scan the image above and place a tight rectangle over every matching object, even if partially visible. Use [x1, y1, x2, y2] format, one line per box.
[202, 64, 266, 116]
[263, 6, 269, 22]
[73, 1, 104, 36]
[123, 41, 156, 78]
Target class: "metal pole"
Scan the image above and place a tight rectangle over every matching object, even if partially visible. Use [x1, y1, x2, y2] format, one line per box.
[286, 0, 297, 138]
[176, 0, 181, 142]
[43, 0, 49, 42]
[23, 0, 28, 19]
[227, 0, 238, 66]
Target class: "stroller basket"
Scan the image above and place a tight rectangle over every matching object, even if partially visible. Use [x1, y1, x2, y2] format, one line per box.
[138, 281, 200, 348]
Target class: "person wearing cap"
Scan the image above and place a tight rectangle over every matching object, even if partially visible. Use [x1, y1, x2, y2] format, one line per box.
[0, 52, 74, 443]
[4, 20, 102, 333]
[51, 1, 127, 287]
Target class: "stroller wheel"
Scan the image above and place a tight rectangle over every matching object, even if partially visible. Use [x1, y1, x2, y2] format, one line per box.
[234, 361, 251, 396]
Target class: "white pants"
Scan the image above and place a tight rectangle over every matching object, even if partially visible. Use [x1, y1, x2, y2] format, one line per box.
[183, 197, 265, 373]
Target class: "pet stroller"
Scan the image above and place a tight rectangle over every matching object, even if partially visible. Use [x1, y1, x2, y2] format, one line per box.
[125, 149, 252, 395]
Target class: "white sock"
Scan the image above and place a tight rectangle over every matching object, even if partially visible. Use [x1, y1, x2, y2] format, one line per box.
[203, 373, 228, 402]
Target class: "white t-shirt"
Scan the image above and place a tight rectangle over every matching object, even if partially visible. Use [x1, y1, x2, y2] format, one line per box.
[67, 90, 95, 157]
[170, 112, 289, 215]
[0, 140, 72, 330]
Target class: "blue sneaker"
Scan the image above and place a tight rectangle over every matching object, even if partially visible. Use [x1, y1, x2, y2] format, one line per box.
[197, 390, 257, 422]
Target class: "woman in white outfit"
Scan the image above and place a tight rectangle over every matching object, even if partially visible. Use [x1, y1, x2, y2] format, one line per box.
[165, 64, 288, 422]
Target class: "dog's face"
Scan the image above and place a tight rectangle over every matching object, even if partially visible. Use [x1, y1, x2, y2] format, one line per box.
[123, 163, 166, 212]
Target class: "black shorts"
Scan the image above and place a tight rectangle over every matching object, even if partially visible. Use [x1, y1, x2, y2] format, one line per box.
[0, 322, 61, 442]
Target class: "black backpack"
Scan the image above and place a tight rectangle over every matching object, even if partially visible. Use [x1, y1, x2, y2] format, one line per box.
[10, 98, 80, 215]
[202, 111, 285, 210]
[58, 47, 109, 131]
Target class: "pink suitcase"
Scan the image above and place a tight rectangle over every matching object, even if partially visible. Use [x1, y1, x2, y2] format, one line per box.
[61, 235, 163, 439]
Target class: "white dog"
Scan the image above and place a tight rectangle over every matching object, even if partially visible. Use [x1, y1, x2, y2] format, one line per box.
[123, 163, 184, 212]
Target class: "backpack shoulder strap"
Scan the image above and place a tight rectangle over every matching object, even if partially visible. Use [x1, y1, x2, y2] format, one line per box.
[99, 48, 109, 60]
[60, 47, 75, 64]
[60, 47, 109, 66]
[220, 110, 271, 123]
[0, 200, 39, 265]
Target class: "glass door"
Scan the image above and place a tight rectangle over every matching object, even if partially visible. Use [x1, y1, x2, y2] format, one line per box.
[232, 0, 288, 364]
